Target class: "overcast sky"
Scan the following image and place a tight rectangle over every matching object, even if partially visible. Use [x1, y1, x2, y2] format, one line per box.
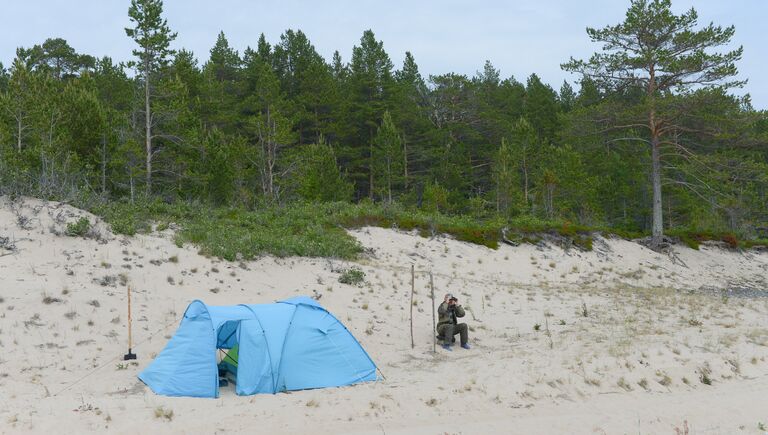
[2, 1, 766, 108]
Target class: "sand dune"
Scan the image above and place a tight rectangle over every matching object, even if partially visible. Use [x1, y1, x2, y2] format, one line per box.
[1, 196, 767, 434]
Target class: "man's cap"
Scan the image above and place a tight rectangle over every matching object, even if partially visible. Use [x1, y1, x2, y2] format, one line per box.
[445, 293, 457, 300]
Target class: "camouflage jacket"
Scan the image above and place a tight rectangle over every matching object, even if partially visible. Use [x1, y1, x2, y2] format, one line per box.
[437, 301, 465, 328]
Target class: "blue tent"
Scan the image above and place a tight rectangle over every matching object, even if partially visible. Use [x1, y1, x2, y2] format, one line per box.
[138, 296, 377, 397]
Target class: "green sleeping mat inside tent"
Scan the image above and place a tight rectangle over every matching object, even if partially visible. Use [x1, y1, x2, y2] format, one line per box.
[218, 344, 239, 376]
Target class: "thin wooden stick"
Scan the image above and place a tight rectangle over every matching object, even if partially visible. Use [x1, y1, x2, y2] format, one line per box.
[430, 272, 436, 353]
[127, 285, 132, 351]
[409, 264, 415, 349]
[124, 285, 136, 360]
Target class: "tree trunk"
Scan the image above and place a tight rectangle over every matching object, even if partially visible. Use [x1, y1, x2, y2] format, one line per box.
[267, 107, 275, 199]
[522, 152, 529, 206]
[144, 65, 152, 196]
[387, 157, 392, 204]
[648, 62, 664, 246]
[650, 134, 664, 244]
[369, 134, 374, 200]
[130, 173, 135, 204]
[17, 118, 22, 152]
[101, 133, 107, 195]
[403, 135, 408, 190]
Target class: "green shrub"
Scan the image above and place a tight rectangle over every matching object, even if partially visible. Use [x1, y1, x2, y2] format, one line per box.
[338, 268, 366, 286]
[84, 198, 765, 262]
[65, 217, 90, 237]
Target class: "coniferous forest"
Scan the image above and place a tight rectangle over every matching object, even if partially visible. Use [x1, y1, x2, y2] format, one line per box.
[1, 0, 766, 255]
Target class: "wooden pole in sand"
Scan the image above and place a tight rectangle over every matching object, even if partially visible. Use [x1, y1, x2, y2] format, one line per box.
[123, 285, 136, 360]
[430, 272, 436, 353]
[409, 264, 415, 349]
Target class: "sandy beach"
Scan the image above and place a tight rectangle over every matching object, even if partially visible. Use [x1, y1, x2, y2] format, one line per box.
[2, 196, 768, 434]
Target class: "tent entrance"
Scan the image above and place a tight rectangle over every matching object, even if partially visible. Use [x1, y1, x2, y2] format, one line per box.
[216, 320, 242, 389]
[218, 345, 239, 386]
[215, 319, 273, 395]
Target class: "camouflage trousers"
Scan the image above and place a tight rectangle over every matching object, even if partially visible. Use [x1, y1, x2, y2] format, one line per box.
[437, 323, 468, 346]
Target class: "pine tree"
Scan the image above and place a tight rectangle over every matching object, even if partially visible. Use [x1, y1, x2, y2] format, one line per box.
[563, 0, 744, 246]
[1, 59, 35, 152]
[125, 0, 177, 194]
[202, 32, 241, 132]
[492, 137, 520, 215]
[393, 51, 429, 190]
[524, 73, 560, 143]
[347, 30, 394, 199]
[289, 138, 353, 202]
[559, 81, 576, 112]
[372, 111, 403, 203]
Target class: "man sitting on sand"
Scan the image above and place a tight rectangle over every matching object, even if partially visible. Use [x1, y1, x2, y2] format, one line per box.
[436, 293, 470, 350]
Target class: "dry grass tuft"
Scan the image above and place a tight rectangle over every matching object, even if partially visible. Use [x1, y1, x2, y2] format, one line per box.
[153, 406, 174, 421]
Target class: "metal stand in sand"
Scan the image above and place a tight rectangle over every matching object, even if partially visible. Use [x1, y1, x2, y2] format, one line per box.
[123, 285, 137, 360]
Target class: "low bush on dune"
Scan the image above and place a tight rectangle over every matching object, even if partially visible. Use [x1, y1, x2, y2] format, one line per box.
[93, 200, 363, 260]
[86, 199, 763, 261]
[338, 268, 366, 286]
[65, 217, 91, 237]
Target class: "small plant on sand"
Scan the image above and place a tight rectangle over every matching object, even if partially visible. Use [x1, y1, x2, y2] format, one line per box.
[154, 406, 173, 421]
[66, 217, 91, 237]
[617, 377, 632, 391]
[699, 371, 712, 385]
[657, 371, 672, 387]
[42, 295, 62, 305]
[305, 399, 319, 408]
[687, 317, 702, 327]
[673, 420, 690, 435]
[168, 255, 178, 263]
[425, 398, 438, 407]
[96, 275, 117, 287]
[637, 378, 649, 390]
[580, 301, 589, 318]
[533, 323, 541, 332]
[757, 422, 765, 431]
[338, 268, 366, 286]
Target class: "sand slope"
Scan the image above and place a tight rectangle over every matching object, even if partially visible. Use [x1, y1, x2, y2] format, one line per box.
[1, 197, 768, 434]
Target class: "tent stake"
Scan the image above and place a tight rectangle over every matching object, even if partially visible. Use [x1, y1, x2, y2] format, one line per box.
[430, 272, 436, 353]
[123, 285, 137, 360]
[409, 264, 415, 349]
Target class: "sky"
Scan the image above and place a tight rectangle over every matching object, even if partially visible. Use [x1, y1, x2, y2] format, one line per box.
[2, 1, 766, 109]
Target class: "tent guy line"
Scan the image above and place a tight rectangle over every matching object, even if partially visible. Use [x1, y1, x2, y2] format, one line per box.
[51, 316, 178, 398]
